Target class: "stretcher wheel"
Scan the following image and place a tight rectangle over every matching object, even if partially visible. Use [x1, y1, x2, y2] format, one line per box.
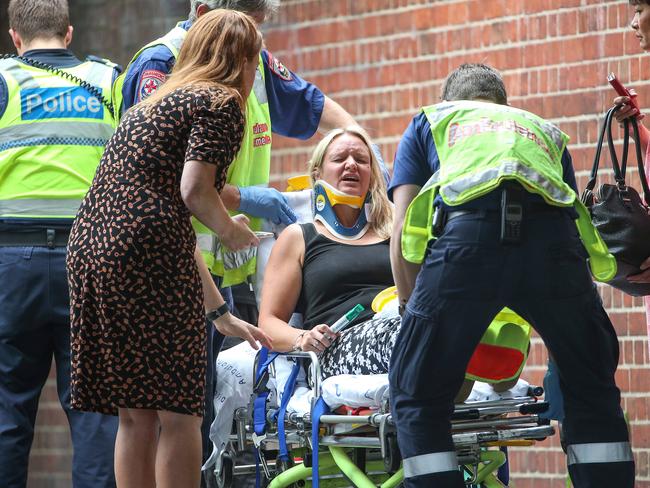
[217, 452, 234, 488]
[383, 433, 401, 473]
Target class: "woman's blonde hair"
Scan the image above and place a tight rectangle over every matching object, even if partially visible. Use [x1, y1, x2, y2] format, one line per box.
[308, 127, 393, 239]
[140, 9, 262, 110]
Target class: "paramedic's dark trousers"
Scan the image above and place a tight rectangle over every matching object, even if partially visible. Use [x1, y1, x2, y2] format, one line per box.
[0, 246, 117, 488]
[389, 209, 634, 488]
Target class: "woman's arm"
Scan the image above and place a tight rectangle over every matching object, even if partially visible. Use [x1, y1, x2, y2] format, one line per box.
[390, 183, 424, 309]
[194, 243, 271, 349]
[181, 159, 259, 251]
[258, 225, 307, 352]
[258, 224, 339, 353]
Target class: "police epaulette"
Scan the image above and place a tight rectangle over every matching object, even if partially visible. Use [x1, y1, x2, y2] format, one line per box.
[85, 55, 123, 74]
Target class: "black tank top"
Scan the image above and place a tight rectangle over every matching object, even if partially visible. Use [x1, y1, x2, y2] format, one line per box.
[296, 223, 393, 330]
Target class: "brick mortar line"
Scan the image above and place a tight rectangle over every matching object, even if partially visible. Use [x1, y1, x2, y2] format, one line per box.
[268, 2, 618, 35]
[292, 46, 632, 83]
[268, 27, 629, 68]
[315, 59, 650, 99]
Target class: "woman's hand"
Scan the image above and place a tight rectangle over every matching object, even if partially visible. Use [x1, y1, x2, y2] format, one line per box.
[627, 256, 650, 284]
[213, 313, 272, 350]
[297, 324, 340, 353]
[220, 214, 260, 251]
[614, 93, 645, 124]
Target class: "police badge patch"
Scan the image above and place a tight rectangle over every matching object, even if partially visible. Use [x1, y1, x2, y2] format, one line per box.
[267, 52, 292, 81]
[138, 69, 166, 101]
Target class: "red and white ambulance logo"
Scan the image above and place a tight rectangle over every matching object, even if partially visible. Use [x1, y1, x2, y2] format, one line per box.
[138, 70, 167, 100]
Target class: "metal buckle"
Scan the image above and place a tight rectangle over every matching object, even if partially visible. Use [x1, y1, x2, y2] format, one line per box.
[252, 433, 271, 479]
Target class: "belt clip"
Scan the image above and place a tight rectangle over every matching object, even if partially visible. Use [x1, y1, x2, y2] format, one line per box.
[46, 229, 55, 249]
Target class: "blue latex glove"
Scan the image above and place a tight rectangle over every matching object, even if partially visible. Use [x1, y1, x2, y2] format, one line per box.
[539, 358, 565, 422]
[238, 186, 298, 225]
[371, 143, 391, 186]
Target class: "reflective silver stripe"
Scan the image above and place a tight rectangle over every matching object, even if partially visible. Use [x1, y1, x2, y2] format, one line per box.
[0, 121, 114, 145]
[215, 241, 257, 271]
[402, 451, 458, 478]
[1, 59, 38, 88]
[253, 68, 267, 104]
[84, 62, 113, 88]
[164, 26, 188, 55]
[0, 199, 80, 217]
[440, 160, 574, 205]
[567, 442, 634, 465]
[197, 233, 214, 253]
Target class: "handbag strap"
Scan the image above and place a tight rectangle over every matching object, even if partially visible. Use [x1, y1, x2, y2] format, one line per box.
[629, 116, 650, 204]
[584, 106, 650, 205]
[585, 107, 621, 192]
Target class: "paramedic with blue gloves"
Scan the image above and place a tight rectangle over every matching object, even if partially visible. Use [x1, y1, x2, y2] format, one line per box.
[388, 63, 634, 488]
[0, 0, 119, 486]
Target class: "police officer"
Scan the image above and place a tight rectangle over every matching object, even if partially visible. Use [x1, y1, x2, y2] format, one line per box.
[0, 0, 119, 487]
[388, 63, 634, 488]
[115, 0, 387, 471]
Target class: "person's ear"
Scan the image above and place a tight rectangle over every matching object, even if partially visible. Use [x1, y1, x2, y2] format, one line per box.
[8, 28, 22, 53]
[196, 3, 210, 18]
[63, 26, 73, 48]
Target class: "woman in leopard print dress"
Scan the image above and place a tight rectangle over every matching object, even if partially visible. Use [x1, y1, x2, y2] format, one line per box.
[66, 10, 270, 487]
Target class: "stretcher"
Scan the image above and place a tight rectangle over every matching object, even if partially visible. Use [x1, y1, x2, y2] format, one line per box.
[204, 185, 554, 487]
[206, 346, 553, 488]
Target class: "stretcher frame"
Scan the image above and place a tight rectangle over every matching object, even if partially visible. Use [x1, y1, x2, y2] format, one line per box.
[213, 351, 554, 488]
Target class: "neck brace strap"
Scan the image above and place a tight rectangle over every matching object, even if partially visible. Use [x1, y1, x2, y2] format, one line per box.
[312, 180, 370, 240]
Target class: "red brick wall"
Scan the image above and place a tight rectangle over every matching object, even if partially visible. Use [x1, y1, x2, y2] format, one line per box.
[264, 1, 650, 486]
[19, 1, 650, 486]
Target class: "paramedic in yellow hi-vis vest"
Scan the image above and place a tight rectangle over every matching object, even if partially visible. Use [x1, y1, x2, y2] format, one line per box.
[388, 63, 634, 488]
[0, 1, 119, 487]
[114, 0, 390, 470]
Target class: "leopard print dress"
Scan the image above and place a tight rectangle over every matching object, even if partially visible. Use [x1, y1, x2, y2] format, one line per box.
[66, 86, 244, 417]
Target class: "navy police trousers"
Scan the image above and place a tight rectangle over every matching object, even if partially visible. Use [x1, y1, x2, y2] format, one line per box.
[0, 246, 117, 488]
[389, 210, 635, 487]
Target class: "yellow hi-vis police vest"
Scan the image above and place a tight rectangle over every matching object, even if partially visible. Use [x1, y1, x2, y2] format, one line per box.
[111, 23, 186, 119]
[0, 58, 116, 220]
[114, 22, 273, 286]
[401, 101, 616, 282]
[206, 57, 272, 286]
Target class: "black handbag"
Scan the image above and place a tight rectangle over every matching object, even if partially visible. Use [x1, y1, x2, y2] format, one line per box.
[581, 106, 650, 296]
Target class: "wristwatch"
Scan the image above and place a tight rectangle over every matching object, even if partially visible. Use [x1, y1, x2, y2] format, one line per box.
[206, 302, 230, 322]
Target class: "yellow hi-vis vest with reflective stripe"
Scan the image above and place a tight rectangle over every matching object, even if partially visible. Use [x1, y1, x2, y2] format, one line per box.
[111, 23, 186, 120]
[0, 58, 116, 220]
[401, 101, 616, 282]
[114, 22, 273, 286]
[203, 55, 272, 286]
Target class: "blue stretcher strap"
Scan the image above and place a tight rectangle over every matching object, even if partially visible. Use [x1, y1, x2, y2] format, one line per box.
[253, 348, 281, 436]
[254, 445, 261, 488]
[253, 392, 269, 436]
[311, 396, 330, 488]
[277, 360, 301, 461]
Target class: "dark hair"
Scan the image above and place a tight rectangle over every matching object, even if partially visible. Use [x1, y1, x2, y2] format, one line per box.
[441, 63, 508, 105]
[629, 0, 650, 5]
[8, 0, 69, 43]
